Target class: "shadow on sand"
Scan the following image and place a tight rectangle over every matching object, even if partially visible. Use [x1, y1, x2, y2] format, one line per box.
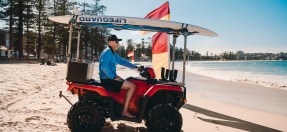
[183, 103, 282, 132]
[101, 121, 184, 132]
[101, 122, 148, 132]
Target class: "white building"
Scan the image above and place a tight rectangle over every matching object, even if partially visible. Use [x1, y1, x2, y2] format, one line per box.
[279, 52, 285, 58]
[236, 50, 244, 60]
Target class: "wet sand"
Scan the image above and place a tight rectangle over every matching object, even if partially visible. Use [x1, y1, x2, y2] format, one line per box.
[176, 69, 287, 116]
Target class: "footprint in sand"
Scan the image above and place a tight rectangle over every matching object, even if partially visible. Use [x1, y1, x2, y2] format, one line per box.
[25, 116, 41, 122]
[215, 126, 221, 132]
[39, 108, 52, 111]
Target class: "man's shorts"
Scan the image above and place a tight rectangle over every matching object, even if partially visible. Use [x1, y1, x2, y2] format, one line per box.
[100, 79, 125, 93]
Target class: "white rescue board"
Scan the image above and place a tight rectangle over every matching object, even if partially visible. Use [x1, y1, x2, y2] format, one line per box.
[48, 15, 218, 37]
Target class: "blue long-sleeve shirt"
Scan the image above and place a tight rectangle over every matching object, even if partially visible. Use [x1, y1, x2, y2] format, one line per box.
[99, 46, 136, 79]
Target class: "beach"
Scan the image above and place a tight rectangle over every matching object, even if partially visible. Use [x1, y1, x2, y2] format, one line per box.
[0, 62, 287, 132]
[177, 69, 287, 116]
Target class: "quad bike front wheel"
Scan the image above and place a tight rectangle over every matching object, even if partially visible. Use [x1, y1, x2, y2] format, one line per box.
[67, 100, 105, 132]
[146, 103, 182, 132]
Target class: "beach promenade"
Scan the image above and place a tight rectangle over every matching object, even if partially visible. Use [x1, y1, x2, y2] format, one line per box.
[0, 62, 287, 131]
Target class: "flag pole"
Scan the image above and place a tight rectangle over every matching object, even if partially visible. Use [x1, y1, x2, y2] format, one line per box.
[168, 0, 170, 69]
[168, 34, 170, 69]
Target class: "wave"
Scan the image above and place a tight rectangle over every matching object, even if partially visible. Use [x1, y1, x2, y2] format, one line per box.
[175, 63, 287, 90]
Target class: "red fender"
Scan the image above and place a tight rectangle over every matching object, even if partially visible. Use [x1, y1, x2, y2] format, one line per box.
[145, 84, 182, 96]
[67, 83, 111, 97]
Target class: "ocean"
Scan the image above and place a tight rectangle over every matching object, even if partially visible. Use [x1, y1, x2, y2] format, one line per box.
[175, 61, 287, 90]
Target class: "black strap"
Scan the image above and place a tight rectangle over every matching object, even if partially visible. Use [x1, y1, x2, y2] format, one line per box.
[108, 45, 115, 55]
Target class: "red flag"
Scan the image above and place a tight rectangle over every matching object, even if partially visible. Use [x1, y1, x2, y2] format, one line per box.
[144, 1, 170, 19]
[141, 2, 170, 36]
[142, 1, 170, 79]
[127, 51, 134, 64]
[152, 32, 168, 54]
[127, 51, 134, 57]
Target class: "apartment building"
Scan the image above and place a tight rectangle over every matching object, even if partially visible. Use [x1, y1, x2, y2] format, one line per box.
[236, 50, 244, 60]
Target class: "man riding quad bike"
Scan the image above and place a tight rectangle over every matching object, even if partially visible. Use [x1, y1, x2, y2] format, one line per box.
[64, 35, 186, 132]
[51, 8, 217, 132]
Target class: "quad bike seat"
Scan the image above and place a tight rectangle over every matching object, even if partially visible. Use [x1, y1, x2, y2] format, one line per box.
[86, 79, 121, 93]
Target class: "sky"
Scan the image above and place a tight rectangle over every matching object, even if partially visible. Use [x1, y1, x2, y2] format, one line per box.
[89, 0, 287, 55]
[2, 0, 287, 55]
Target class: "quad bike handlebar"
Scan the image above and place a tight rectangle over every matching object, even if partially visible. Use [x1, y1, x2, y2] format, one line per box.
[138, 66, 178, 83]
[138, 66, 145, 72]
[138, 66, 148, 79]
[137, 66, 155, 81]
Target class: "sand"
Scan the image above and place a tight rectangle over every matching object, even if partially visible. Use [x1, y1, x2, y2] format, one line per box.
[0, 62, 287, 132]
[176, 69, 287, 116]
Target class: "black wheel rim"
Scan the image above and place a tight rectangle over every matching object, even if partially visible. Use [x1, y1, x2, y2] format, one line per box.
[75, 110, 95, 130]
[155, 113, 175, 131]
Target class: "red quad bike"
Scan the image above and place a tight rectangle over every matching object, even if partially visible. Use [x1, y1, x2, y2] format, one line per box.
[53, 8, 217, 132]
[62, 63, 186, 132]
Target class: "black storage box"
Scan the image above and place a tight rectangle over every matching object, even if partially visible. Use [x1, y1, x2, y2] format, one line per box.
[66, 62, 94, 83]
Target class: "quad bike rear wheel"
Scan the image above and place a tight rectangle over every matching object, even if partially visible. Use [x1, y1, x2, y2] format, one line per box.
[146, 103, 182, 132]
[67, 100, 105, 132]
